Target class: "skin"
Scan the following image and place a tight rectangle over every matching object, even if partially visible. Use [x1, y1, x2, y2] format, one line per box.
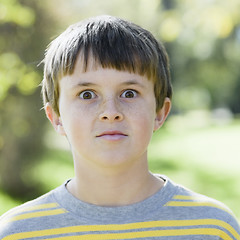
[45, 55, 171, 206]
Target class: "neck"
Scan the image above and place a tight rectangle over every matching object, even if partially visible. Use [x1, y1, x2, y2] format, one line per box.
[67, 154, 164, 206]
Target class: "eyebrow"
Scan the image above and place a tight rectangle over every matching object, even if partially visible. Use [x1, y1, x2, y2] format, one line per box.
[120, 80, 145, 88]
[71, 82, 98, 89]
[72, 80, 145, 89]
[76, 82, 97, 87]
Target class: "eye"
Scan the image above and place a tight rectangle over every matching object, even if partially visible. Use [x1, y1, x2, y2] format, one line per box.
[121, 90, 138, 98]
[79, 90, 97, 99]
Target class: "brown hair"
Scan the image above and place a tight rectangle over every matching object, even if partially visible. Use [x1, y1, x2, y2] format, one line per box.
[41, 15, 172, 115]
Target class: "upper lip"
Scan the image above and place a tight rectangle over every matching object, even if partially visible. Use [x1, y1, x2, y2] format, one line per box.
[96, 131, 128, 137]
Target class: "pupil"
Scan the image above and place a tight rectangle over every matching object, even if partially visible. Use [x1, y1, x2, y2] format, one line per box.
[126, 91, 134, 98]
[83, 92, 91, 99]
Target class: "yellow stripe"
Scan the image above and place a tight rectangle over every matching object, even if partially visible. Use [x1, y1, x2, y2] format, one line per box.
[31, 228, 233, 240]
[4, 203, 59, 219]
[20, 203, 60, 212]
[173, 195, 205, 200]
[165, 201, 232, 214]
[3, 219, 239, 240]
[11, 209, 67, 221]
[2, 203, 65, 225]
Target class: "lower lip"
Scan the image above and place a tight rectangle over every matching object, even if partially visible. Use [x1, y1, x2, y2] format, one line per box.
[97, 134, 127, 141]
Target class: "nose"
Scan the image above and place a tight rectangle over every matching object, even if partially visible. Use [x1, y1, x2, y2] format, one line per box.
[99, 98, 124, 122]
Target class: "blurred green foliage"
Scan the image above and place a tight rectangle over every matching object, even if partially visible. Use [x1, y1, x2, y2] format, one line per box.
[0, 0, 35, 27]
[0, 0, 57, 199]
[0, 0, 240, 219]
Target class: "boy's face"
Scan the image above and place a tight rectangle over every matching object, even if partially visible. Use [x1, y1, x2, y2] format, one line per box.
[46, 55, 171, 169]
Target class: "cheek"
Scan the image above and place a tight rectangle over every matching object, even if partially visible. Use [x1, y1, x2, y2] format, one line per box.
[131, 109, 155, 141]
[133, 99, 156, 127]
[59, 105, 82, 137]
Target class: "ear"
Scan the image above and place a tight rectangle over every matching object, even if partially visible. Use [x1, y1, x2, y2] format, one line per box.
[154, 98, 171, 131]
[45, 103, 66, 136]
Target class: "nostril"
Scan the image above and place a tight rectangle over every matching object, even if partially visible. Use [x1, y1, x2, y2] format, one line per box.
[101, 115, 120, 121]
[99, 112, 123, 122]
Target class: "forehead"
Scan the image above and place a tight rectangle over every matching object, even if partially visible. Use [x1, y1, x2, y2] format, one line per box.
[59, 53, 154, 91]
[74, 52, 100, 73]
[78, 52, 153, 79]
[67, 52, 155, 83]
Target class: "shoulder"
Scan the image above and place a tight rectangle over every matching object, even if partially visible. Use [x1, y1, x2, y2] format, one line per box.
[164, 178, 240, 238]
[0, 187, 66, 238]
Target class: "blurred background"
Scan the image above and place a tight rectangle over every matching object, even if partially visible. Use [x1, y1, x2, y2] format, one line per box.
[0, 0, 239, 221]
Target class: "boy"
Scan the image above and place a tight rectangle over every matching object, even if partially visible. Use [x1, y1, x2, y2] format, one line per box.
[0, 15, 239, 239]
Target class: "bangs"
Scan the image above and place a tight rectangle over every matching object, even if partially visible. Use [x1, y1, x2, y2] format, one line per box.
[46, 16, 159, 81]
[81, 24, 158, 80]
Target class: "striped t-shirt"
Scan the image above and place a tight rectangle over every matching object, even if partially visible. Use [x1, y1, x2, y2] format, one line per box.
[0, 176, 239, 240]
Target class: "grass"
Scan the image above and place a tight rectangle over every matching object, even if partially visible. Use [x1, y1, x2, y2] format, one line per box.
[1, 111, 240, 221]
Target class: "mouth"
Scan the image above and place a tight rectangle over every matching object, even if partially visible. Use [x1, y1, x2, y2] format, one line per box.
[96, 131, 128, 140]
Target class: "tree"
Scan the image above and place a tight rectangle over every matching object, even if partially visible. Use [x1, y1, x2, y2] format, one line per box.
[157, 0, 240, 113]
[0, 0, 57, 199]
